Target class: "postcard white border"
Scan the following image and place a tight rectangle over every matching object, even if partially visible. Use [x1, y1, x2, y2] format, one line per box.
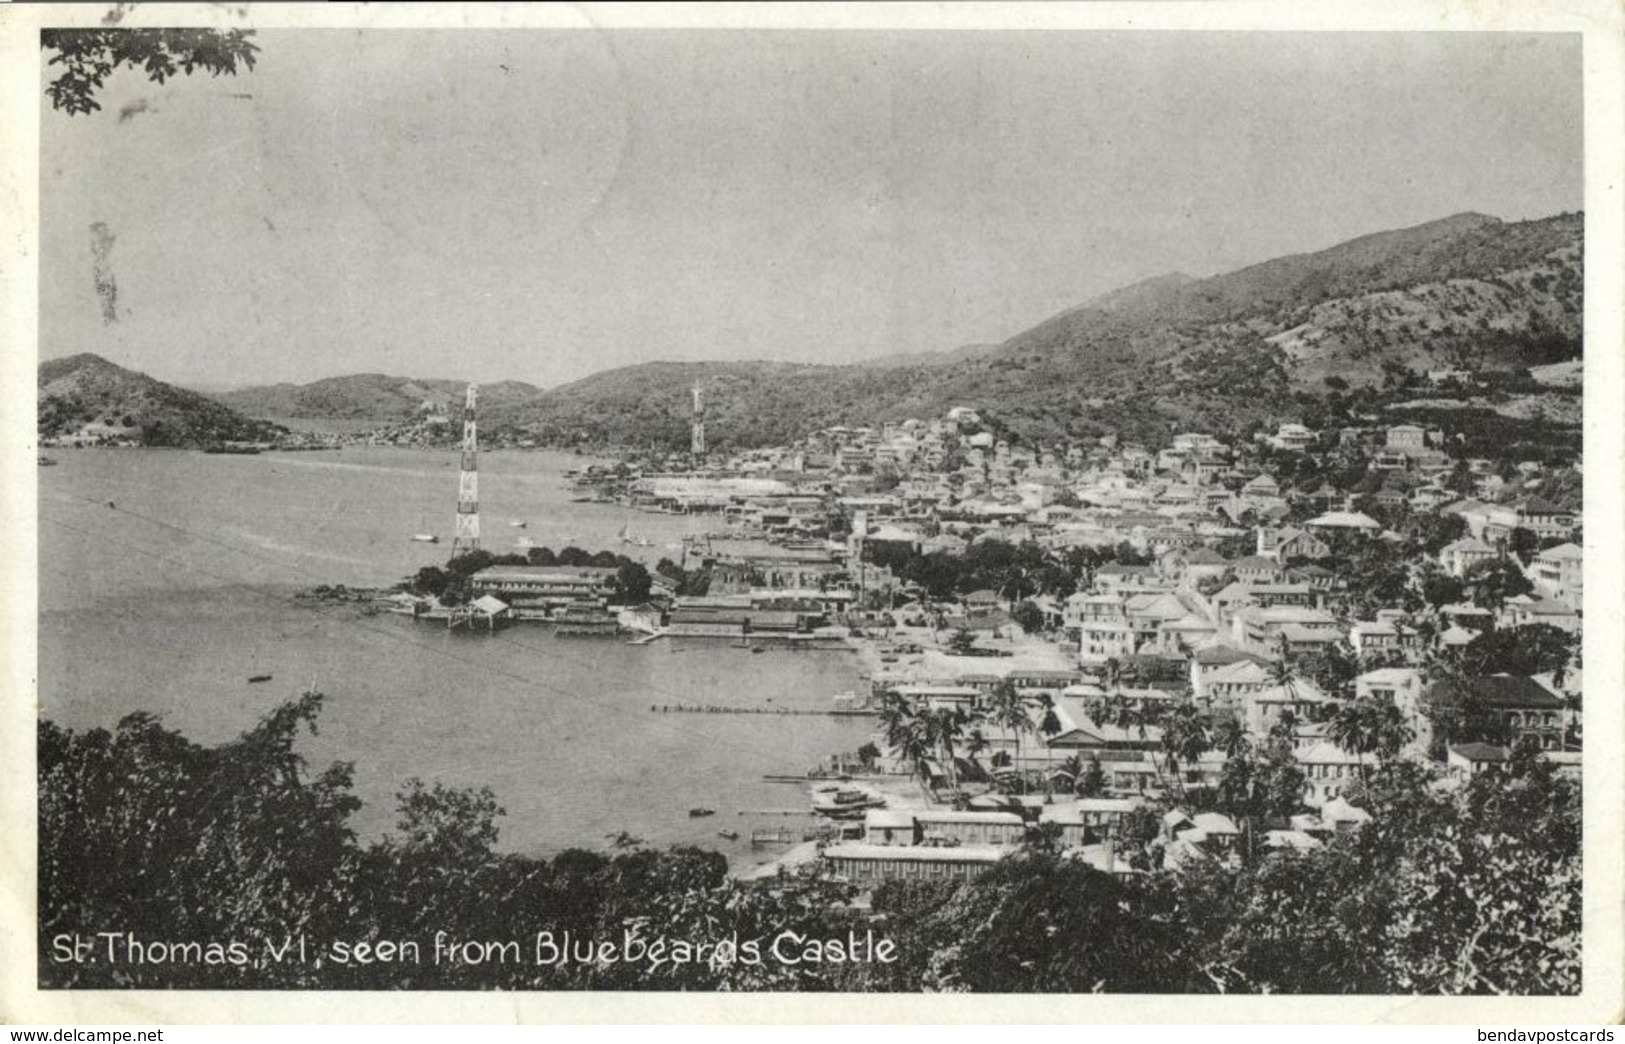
[1, 0, 1620, 1025]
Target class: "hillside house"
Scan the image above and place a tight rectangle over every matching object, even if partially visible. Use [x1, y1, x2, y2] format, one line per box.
[1257, 526, 1330, 563]
[1426, 675, 1566, 750]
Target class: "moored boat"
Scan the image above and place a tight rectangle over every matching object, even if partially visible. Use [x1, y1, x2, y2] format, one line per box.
[809, 783, 886, 817]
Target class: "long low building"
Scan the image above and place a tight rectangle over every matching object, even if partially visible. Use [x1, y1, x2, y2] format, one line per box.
[820, 843, 1006, 886]
[470, 565, 617, 618]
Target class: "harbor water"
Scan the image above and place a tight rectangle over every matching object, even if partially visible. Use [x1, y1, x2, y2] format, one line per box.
[37, 447, 874, 865]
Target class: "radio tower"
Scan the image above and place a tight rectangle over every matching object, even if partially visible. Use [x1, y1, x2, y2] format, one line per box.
[690, 382, 706, 462]
[451, 384, 480, 557]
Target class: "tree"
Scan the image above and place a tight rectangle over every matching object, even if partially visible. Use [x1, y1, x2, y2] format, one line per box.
[1157, 702, 1211, 793]
[1506, 526, 1541, 566]
[946, 628, 978, 655]
[1464, 557, 1532, 611]
[985, 680, 1033, 794]
[409, 565, 450, 598]
[921, 707, 970, 802]
[1460, 624, 1576, 678]
[613, 560, 652, 603]
[1419, 569, 1466, 610]
[1078, 758, 1106, 798]
[1326, 698, 1414, 789]
[42, 29, 260, 116]
[1011, 599, 1045, 635]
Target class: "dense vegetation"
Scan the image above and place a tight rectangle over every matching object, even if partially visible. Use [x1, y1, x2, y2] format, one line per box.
[39, 694, 1580, 992]
[37, 353, 283, 447]
[216, 375, 543, 423]
[405, 548, 652, 605]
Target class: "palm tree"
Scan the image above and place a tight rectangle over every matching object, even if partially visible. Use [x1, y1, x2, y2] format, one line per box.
[921, 706, 970, 804]
[1326, 696, 1413, 790]
[1211, 716, 1251, 760]
[1037, 695, 1064, 801]
[1104, 656, 1124, 694]
[984, 679, 1031, 793]
[892, 717, 935, 792]
[1158, 703, 1212, 793]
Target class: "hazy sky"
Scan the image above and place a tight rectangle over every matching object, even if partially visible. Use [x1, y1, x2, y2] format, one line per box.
[40, 29, 1583, 390]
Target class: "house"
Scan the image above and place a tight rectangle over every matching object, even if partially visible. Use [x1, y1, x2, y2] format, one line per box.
[1230, 604, 1341, 656]
[1076, 597, 1137, 664]
[821, 844, 1004, 887]
[471, 565, 618, 618]
[1158, 545, 1229, 585]
[1357, 666, 1428, 750]
[1349, 619, 1420, 659]
[1231, 556, 1285, 583]
[1500, 596, 1581, 634]
[1245, 679, 1331, 737]
[1296, 741, 1378, 806]
[1529, 542, 1583, 610]
[1509, 497, 1576, 541]
[1305, 510, 1383, 535]
[1439, 537, 1498, 578]
[1188, 644, 1271, 701]
[1202, 653, 1274, 702]
[1257, 526, 1330, 563]
[1240, 473, 1282, 500]
[1426, 675, 1567, 750]
[1447, 742, 1510, 780]
[1386, 425, 1427, 453]
[1037, 798, 1146, 846]
[1270, 423, 1318, 452]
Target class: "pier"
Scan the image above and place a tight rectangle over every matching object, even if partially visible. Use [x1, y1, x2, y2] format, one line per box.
[649, 703, 874, 717]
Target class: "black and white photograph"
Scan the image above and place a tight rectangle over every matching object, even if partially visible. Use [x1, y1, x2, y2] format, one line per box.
[5, 0, 1623, 1023]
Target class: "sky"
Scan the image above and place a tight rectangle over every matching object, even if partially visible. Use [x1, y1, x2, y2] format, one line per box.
[39, 29, 1584, 391]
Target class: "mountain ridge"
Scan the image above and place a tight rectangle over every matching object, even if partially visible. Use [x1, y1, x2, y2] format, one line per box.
[161, 208, 1583, 450]
[38, 353, 283, 446]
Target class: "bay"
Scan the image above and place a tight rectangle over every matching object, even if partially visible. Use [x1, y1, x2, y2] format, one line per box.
[37, 447, 872, 865]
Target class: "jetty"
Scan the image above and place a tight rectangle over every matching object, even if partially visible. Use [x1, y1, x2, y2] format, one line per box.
[649, 703, 864, 717]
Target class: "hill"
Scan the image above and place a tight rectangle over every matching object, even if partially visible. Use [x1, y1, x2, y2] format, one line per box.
[213, 374, 544, 423]
[38, 354, 283, 447]
[489, 210, 1582, 450]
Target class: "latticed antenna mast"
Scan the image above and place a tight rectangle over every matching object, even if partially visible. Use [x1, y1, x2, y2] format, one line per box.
[451, 384, 480, 557]
[690, 382, 706, 458]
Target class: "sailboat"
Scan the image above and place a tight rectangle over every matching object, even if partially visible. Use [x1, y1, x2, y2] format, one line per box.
[619, 516, 653, 548]
[411, 510, 439, 543]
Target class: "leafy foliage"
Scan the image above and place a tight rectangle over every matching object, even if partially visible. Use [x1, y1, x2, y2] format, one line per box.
[42, 29, 260, 116]
[39, 693, 1581, 992]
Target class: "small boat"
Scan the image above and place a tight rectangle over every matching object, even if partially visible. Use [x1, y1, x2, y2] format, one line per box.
[510, 520, 528, 529]
[248, 674, 273, 684]
[411, 533, 439, 544]
[38, 455, 57, 466]
[619, 518, 654, 548]
[688, 807, 716, 818]
[751, 646, 766, 654]
[810, 784, 886, 817]
[717, 829, 740, 841]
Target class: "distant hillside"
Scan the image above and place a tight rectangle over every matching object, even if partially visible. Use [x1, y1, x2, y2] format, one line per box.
[213, 374, 544, 422]
[854, 342, 1002, 370]
[493, 210, 1582, 451]
[39, 354, 282, 446]
[487, 360, 959, 451]
[1080, 271, 1195, 314]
